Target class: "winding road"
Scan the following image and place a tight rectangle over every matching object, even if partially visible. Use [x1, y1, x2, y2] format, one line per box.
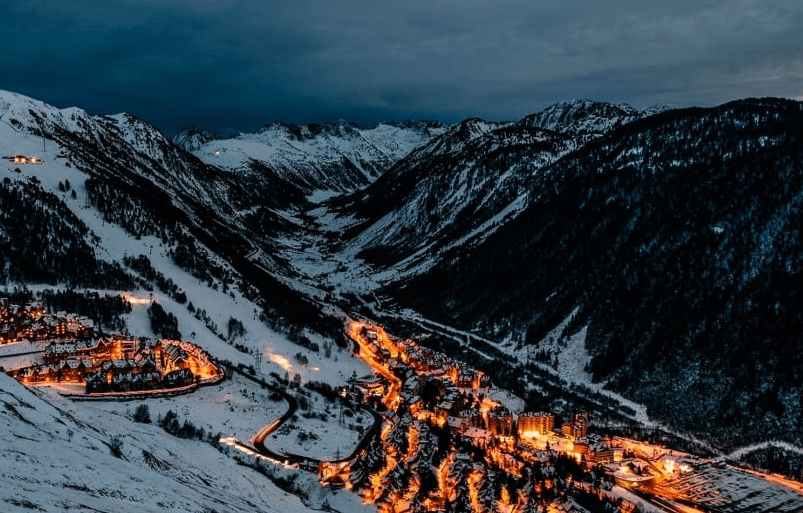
[219, 359, 383, 471]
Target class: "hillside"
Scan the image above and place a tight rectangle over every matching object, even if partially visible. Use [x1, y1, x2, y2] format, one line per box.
[177, 119, 445, 201]
[392, 98, 803, 449]
[0, 91, 380, 513]
[325, 101, 655, 280]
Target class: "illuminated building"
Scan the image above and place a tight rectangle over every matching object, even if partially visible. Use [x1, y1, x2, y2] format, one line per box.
[518, 412, 555, 436]
[561, 411, 589, 439]
[486, 406, 515, 436]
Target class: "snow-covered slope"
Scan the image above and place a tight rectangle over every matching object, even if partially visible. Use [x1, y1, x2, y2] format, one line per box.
[313, 101, 657, 282]
[0, 89, 239, 218]
[521, 98, 651, 137]
[335, 120, 574, 278]
[0, 90, 381, 511]
[179, 120, 446, 198]
[0, 373, 309, 513]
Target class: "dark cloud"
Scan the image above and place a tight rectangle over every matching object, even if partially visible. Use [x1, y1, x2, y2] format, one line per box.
[2, 0, 801, 135]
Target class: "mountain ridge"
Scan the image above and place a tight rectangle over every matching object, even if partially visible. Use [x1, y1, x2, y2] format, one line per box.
[391, 97, 803, 449]
[2, 88, 802, 469]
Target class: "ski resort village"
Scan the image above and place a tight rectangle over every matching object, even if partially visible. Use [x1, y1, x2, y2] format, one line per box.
[2, 88, 803, 512]
[2, 295, 802, 513]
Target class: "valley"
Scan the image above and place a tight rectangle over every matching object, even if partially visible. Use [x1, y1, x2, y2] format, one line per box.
[1, 88, 803, 512]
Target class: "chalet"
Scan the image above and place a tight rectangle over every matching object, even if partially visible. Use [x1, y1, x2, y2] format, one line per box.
[140, 338, 163, 356]
[437, 400, 455, 416]
[463, 427, 494, 448]
[28, 321, 50, 339]
[85, 371, 108, 393]
[456, 371, 475, 388]
[19, 364, 58, 383]
[58, 359, 93, 381]
[65, 318, 88, 336]
[16, 316, 31, 337]
[44, 342, 75, 362]
[93, 337, 114, 358]
[140, 371, 162, 389]
[0, 322, 16, 342]
[120, 338, 139, 358]
[25, 301, 45, 315]
[162, 368, 194, 388]
[134, 354, 157, 373]
[403, 375, 423, 395]
[458, 407, 484, 428]
[163, 343, 189, 369]
[77, 316, 94, 331]
[447, 416, 468, 434]
[391, 361, 412, 380]
[101, 359, 136, 373]
[112, 372, 135, 392]
[407, 395, 423, 414]
[75, 339, 99, 358]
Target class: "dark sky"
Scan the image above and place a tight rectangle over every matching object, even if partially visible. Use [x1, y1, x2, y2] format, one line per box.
[3, 1, 802, 135]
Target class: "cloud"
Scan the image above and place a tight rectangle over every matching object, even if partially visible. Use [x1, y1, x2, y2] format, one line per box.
[2, 0, 802, 134]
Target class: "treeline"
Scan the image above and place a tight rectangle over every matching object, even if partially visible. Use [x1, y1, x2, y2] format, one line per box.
[85, 177, 178, 242]
[0, 176, 131, 288]
[39, 289, 131, 333]
[159, 409, 206, 440]
[123, 254, 186, 304]
[88, 178, 236, 292]
[169, 235, 235, 291]
[147, 301, 180, 340]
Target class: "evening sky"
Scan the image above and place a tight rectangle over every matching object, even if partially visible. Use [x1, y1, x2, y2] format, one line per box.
[3, 1, 802, 135]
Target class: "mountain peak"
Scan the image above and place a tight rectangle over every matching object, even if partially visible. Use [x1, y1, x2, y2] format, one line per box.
[172, 125, 222, 152]
[521, 99, 642, 136]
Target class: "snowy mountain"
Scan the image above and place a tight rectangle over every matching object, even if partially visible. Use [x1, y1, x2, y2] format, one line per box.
[3, 88, 803, 509]
[178, 119, 446, 199]
[171, 125, 221, 152]
[327, 100, 653, 279]
[0, 90, 381, 512]
[330, 119, 573, 277]
[521, 98, 644, 137]
[393, 98, 803, 450]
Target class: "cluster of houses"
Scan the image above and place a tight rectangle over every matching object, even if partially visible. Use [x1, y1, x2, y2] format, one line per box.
[12, 334, 221, 394]
[356, 323, 633, 467]
[0, 298, 94, 343]
[362, 327, 491, 391]
[341, 322, 710, 511]
[358, 325, 605, 453]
